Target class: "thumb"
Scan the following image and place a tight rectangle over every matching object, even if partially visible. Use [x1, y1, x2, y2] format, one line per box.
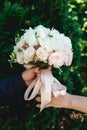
[32, 67, 40, 73]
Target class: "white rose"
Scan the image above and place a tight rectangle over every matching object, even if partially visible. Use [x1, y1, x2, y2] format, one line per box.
[24, 47, 36, 64]
[48, 52, 64, 68]
[24, 27, 38, 46]
[36, 47, 48, 62]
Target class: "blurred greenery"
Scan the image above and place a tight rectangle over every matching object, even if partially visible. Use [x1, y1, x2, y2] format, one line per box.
[0, 0, 87, 130]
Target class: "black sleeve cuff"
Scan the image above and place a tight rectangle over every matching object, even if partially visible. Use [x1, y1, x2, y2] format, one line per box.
[0, 74, 27, 105]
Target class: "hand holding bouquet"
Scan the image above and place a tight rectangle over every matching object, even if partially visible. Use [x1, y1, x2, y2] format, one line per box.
[9, 25, 73, 111]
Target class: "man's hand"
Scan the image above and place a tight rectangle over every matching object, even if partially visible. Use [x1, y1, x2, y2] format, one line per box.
[22, 67, 40, 86]
[22, 66, 51, 87]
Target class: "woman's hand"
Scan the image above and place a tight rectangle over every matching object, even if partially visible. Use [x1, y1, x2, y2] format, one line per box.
[36, 93, 87, 113]
[36, 93, 71, 109]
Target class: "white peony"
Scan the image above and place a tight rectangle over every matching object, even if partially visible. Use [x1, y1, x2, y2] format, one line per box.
[48, 36, 64, 52]
[48, 52, 64, 68]
[24, 27, 38, 47]
[63, 36, 72, 49]
[39, 36, 64, 52]
[64, 50, 73, 66]
[63, 38, 73, 66]
[36, 47, 48, 62]
[38, 36, 50, 51]
[49, 28, 60, 37]
[35, 25, 50, 40]
[24, 47, 36, 64]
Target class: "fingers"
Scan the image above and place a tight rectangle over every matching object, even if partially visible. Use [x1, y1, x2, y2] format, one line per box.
[35, 96, 41, 109]
[35, 95, 40, 109]
[35, 96, 52, 109]
[27, 66, 52, 75]
[36, 102, 52, 109]
[28, 67, 40, 74]
[33, 67, 40, 73]
[36, 104, 41, 108]
[35, 96, 41, 102]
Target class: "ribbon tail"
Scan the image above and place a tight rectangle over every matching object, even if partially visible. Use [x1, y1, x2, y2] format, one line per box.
[41, 69, 53, 93]
[40, 86, 51, 112]
[53, 77, 62, 85]
[40, 69, 52, 111]
[52, 77, 67, 97]
[24, 78, 37, 100]
[28, 78, 41, 100]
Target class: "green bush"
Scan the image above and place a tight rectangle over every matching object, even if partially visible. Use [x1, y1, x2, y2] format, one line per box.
[0, 0, 87, 130]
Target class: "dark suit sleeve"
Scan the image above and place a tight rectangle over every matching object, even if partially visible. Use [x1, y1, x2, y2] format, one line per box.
[0, 74, 27, 105]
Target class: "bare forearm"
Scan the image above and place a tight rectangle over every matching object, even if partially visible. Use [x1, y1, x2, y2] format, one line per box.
[36, 93, 87, 113]
[66, 95, 87, 113]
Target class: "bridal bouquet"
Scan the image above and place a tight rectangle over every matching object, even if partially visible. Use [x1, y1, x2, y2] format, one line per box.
[9, 25, 73, 111]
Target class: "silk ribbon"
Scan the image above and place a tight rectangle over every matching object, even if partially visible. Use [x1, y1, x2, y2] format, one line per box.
[24, 69, 66, 111]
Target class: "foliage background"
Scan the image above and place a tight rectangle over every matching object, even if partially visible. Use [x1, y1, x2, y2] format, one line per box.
[0, 0, 87, 130]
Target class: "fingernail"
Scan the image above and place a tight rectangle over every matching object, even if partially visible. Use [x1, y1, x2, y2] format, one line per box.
[36, 104, 39, 107]
[36, 105, 38, 107]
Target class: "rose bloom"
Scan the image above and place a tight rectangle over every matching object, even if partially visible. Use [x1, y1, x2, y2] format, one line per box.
[48, 52, 64, 68]
[24, 47, 36, 64]
[36, 47, 48, 62]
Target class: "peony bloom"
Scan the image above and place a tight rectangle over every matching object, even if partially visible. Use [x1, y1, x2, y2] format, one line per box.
[24, 27, 38, 47]
[36, 47, 48, 62]
[64, 50, 73, 66]
[45, 36, 64, 52]
[35, 25, 50, 40]
[63, 36, 72, 49]
[49, 28, 60, 37]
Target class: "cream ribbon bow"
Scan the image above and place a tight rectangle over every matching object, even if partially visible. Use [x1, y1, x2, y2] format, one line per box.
[24, 69, 66, 111]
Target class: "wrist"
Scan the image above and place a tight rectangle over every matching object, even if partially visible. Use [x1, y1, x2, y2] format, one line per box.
[62, 94, 73, 109]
